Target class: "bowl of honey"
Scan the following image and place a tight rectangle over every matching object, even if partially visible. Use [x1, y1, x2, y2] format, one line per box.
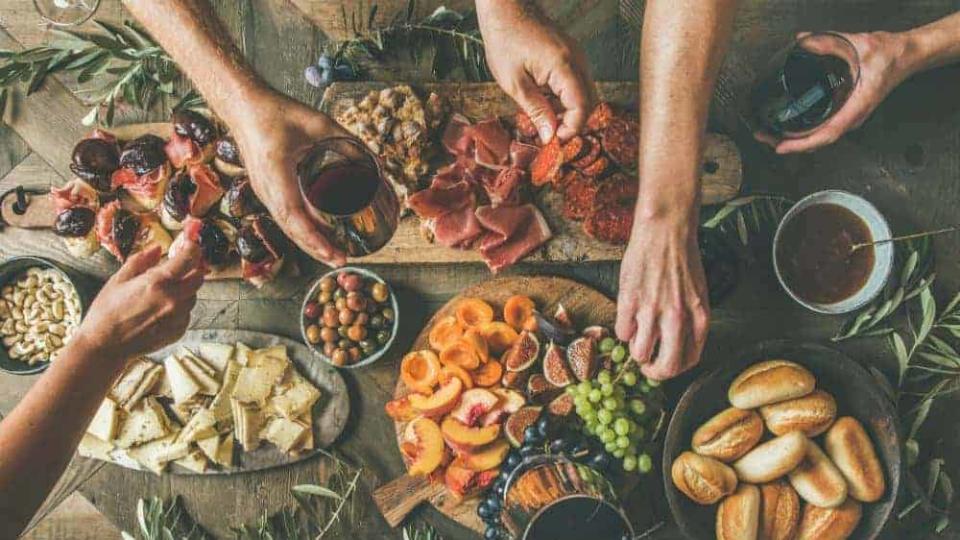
[773, 190, 893, 314]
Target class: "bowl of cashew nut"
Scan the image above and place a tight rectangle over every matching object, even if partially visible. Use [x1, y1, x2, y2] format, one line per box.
[0, 257, 91, 375]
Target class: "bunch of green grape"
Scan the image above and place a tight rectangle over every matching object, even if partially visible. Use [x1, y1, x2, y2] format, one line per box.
[566, 336, 663, 473]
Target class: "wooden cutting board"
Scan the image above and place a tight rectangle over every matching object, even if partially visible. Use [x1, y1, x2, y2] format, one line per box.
[373, 275, 616, 532]
[80, 329, 350, 475]
[321, 81, 743, 266]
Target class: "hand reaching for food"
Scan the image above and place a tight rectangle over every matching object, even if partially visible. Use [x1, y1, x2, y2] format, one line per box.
[72, 239, 204, 362]
[476, 0, 596, 143]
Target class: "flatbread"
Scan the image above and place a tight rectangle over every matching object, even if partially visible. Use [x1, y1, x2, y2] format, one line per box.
[87, 398, 119, 442]
[109, 358, 163, 411]
[176, 409, 217, 444]
[179, 353, 220, 396]
[164, 355, 202, 403]
[196, 342, 234, 373]
[268, 374, 321, 420]
[113, 397, 172, 449]
[261, 416, 308, 453]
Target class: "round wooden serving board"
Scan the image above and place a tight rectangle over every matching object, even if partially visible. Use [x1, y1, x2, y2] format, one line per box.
[391, 275, 616, 533]
[91, 329, 350, 475]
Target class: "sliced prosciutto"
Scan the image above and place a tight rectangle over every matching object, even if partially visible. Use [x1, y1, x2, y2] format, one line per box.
[482, 168, 524, 207]
[470, 119, 512, 169]
[442, 114, 473, 155]
[187, 164, 225, 217]
[111, 162, 172, 210]
[428, 193, 484, 248]
[475, 204, 552, 273]
[165, 132, 204, 169]
[509, 141, 539, 169]
[51, 179, 99, 213]
[407, 179, 474, 219]
[170, 216, 233, 267]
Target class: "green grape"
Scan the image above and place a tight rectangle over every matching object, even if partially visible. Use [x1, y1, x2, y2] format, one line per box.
[628, 421, 638, 434]
[582, 409, 597, 423]
[599, 337, 617, 353]
[614, 396, 626, 410]
[611, 345, 626, 363]
[614, 418, 630, 436]
[612, 448, 625, 458]
[605, 441, 618, 453]
[602, 397, 618, 411]
[600, 429, 616, 443]
[616, 436, 630, 449]
[600, 383, 615, 397]
[565, 385, 578, 396]
[639, 381, 652, 393]
[625, 443, 638, 456]
[622, 371, 638, 387]
[594, 423, 607, 437]
[577, 381, 592, 395]
[585, 420, 599, 433]
[646, 378, 661, 388]
[597, 409, 613, 425]
[630, 399, 647, 416]
[623, 455, 638, 472]
[588, 389, 603, 403]
[638, 453, 653, 473]
[574, 396, 588, 410]
[597, 370, 612, 385]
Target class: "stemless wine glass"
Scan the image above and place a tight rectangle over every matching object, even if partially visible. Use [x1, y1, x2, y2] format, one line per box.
[297, 137, 400, 258]
[750, 32, 861, 139]
[33, 0, 101, 26]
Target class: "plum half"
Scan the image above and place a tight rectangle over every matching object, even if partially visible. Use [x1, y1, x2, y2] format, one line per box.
[173, 109, 217, 146]
[69, 139, 120, 191]
[53, 207, 97, 237]
[119, 135, 167, 175]
[238, 214, 285, 263]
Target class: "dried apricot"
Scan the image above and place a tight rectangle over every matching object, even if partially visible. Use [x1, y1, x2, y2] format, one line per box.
[439, 364, 475, 390]
[429, 316, 465, 351]
[454, 298, 495, 328]
[479, 321, 520, 354]
[400, 350, 441, 394]
[462, 328, 490, 363]
[504, 295, 536, 331]
[440, 340, 482, 370]
[471, 360, 504, 387]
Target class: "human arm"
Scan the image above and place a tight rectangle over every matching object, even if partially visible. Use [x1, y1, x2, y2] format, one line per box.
[475, 0, 595, 143]
[616, 0, 737, 380]
[760, 11, 960, 154]
[123, 0, 350, 265]
[0, 243, 203, 537]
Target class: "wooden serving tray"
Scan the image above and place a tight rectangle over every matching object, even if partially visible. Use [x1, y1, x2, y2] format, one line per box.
[79, 329, 350, 475]
[322, 81, 744, 265]
[373, 275, 616, 532]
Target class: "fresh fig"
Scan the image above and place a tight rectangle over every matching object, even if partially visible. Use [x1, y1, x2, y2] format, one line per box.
[532, 310, 575, 345]
[504, 406, 542, 448]
[542, 342, 575, 388]
[547, 393, 575, 417]
[119, 135, 167, 175]
[214, 136, 242, 166]
[581, 326, 611, 341]
[501, 369, 530, 391]
[567, 336, 598, 382]
[526, 374, 561, 404]
[503, 330, 539, 372]
[70, 138, 119, 191]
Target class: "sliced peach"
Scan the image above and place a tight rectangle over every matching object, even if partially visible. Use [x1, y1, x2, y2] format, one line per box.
[439, 364, 474, 390]
[385, 397, 417, 421]
[504, 295, 536, 331]
[440, 340, 481, 370]
[462, 328, 490, 363]
[429, 316, 465, 352]
[400, 350, 441, 394]
[471, 360, 503, 388]
[481, 388, 527, 426]
[441, 416, 500, 449]
[403, 417, 445, 476]
[479, 322, 519, 354]
[409, 377, 463, 417]
[449, 388, 501, 427]
[460, 439, 510, 471]
[444, 457, 478, 498]
[455, 298, 495, 328]
[476, 468, 499, 490]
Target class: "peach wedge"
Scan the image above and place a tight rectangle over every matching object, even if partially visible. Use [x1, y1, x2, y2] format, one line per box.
[408, 377, 463, 417]
[403, 417, 445, 476]
[460, 439, 510, 471]
[441, 416, 500, 450]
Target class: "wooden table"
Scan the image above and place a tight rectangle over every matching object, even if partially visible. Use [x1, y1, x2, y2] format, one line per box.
[2, 0, 960, 538]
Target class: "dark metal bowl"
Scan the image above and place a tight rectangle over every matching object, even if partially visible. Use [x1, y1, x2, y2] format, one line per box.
[0, 256, 97, 375]
[663, 340, 901, 540]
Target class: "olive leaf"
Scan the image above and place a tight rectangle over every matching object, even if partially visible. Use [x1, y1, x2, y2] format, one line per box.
[291, 484, 342, 499]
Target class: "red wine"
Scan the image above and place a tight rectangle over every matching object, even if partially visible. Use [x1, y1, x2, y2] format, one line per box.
[306, 163, 381, 216]
[526, 497, 631, 540]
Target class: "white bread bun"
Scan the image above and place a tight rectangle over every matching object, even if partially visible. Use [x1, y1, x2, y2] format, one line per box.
[717, 483, 761, 540]
[759, 481, 800, 540]
[797, 499, 862, 540]
[733, 431, 808, 484]
[671, 451, 738, 505]
[760, 389, 837, 437]
[788, 440, 848, 508]
[729, 360, 816, 409]
[692, 407, 764, 462]
[824, 416, 885, 503]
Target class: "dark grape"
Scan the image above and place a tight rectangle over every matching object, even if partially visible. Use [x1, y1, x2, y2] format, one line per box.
[523, 426, 542, 445]
[536, 416, 553, 438]
[519, 445, 540, 458]
[477, 502, 494, 519]
[494, 483, 506, 498]
[549, 438, 570, 455]
[486, 496, 501, 512]
[505, 452, 522, 469]
[589, 451, 612, 471]
[484, 526, 501, 540]
[317, 54, 333, 70]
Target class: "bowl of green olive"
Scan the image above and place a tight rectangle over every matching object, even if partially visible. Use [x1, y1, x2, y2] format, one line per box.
[300, 267, 398, 368]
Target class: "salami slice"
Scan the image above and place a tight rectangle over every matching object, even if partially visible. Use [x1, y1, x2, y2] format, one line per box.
[593, 174, 638, 209]
[571, 135, 601, 170]
[530, 137, 564, 186]
[561, 136, 588, 163]
[579, 156, 609, 178]
[514, 111, 539, 140]
[561, 175, 599, 221]
[584, 206, 633, 244]
[601, 118, 639, 168]
[586, 102, 616, 132]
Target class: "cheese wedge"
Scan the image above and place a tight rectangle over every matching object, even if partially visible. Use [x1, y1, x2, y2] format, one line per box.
[110, 358, 163, 411]
[179, 353, 220, 396]
[231, 399, 262, 452]
[78, 433, 114, 461]
[168, 397, 209, 426]
[197, 342, 234, 373]
[175, 450, 209, 473]
[176, 409, 217, 444]
[180, 349, 218, 378]
[232, 366, 277, 405]
[215, 434, 235, 467]
[196, 434, 220, 462]
[127, 434, 187, 475]
[164, 355, 202, 403]
[235, 342, 252, 366]
[293, 414, 314, 453]
[87, 398, 119, 442]
[210, 360, 242, 425]
[268, 375, 321, 420]
[261, 416, 309, 453]
[113, 397, 172, 448]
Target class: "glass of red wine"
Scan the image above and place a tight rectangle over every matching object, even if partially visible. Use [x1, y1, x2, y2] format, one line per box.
[297, 137, 399, 258]
[751, 32, 861, 139]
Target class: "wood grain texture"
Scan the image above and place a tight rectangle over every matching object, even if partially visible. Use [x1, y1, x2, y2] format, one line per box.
[384, 275, 617, 533]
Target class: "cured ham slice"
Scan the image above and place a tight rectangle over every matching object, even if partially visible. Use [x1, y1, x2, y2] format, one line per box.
[165, 132, 203, 169]
[509, 141, 539, 169]
[470, 119, 512, 170]
[430, 199, 484, 248]
[475, 204, 552, 273]
[442, 114, 473, 155]
[51, 179, 99, 213]
[187, 164, 225, 217]
[482, 168, 524, 207]
[407, 180, 474, 219]
[96, 201, 172, 262]
[111, 162, 171, 210]
[170, 216, 235, 267]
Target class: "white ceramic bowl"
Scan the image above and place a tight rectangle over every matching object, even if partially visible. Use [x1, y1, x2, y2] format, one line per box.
[773, 190, 893, 314]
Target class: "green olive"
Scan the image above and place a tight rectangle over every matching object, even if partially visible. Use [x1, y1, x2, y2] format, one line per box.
[338, 338, 353, 350]
[317, 290, 333, 304]
[338, 326, 349, 338]
[376, 330, 391, 345]
[333, 288, 346, 300]
[371, 282, 389, 303]
[335, 297, 348, 311]
[319, 276, 336, 292]
[331, 349, 348, 366]
[381, 307, 395, 321]
[305, 324, 321, 344]
[370, 315, 385, 329]
[360, 340, 377, 354]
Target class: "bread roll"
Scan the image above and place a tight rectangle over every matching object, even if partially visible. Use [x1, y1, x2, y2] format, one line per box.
[760, 390, 837, 437]
[797, 499, 862, 540]
[759, 481, 800, 540]
[824, 416, 885, 502]
[693, 407, 764, 462]
[717, 484, 761, 540]
[788, 440, 848, 508]
[671, 451, 738, 505]
[733, 431, 808, 483]
[729, 360, 816, 409]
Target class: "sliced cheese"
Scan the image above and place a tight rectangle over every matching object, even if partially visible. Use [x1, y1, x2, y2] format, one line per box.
[292, 415, 314, 453]
[235, 342, 252, 366]
[168, 397, 209, 426]
[175, 408, 217, 444]
[179, 353, 220, 396]
[127, 434, 186, 475]
[196, 434, 220, 462]
[210, 360, 242, 425]
[231, 367, 276, 405]
[164, 355, 202, 403]
[87, 398, 119, 442]
[267, 375, 321, 420]
[261, 416, 309, 453]
[251, 345, 288, 364]
[215, 434, 235, 467]
[174, 450, 209, 473]
[109, 358, 163, 411]
[180, 349, 218, 378]
[113, 397, 172, 448]
[197, 342, 234, 373]
[78, 433, 114, 461]
[231, 399, 262, 452]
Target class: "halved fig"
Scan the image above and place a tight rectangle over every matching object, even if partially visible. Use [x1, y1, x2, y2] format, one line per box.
[53, 207, 96, 238]
[219, 177, 262, 218]
[501, 369, 530, 391]
[567, 337, 598, 382]
[527, 373, 561, 404]
[503, 330, 539, 372]
[547, 393, 575, 417]
[173, 109, 217, 146]
[197, 219, 235, 266]
[504, 406, 542, 447]
[70, 138, 120, 191]
[119, 135, 168, 175]
[113, 208, 141, 259]
[542, 342, 575, 387]
[582, 326, 611, 340]
[162, 170, 196, 223]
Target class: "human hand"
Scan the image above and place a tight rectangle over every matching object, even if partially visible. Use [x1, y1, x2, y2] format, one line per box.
[232, 91, 354, 266]
[756, 31, 915, 154]
[72, 241, 204, 362]
[615, 216, 710, 380]
[477, 0, 595, 143]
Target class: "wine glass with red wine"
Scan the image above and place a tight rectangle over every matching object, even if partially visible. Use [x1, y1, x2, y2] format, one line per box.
[297, 137, 399, 258]
[751, 32, 861, 139]
[33, 0, 101, 26]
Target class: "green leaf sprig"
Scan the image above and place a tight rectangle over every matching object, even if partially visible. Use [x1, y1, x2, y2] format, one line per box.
[120, 496, 209, 540]
[699, 194, 795, 247]
[0, 20, 185, 126]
